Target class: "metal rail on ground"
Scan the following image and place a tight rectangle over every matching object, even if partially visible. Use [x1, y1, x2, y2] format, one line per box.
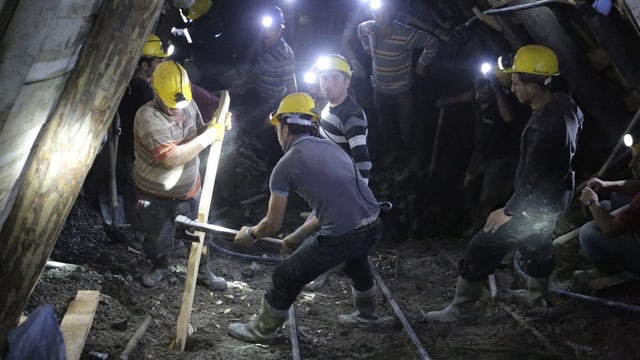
[370, 260, 432, 360]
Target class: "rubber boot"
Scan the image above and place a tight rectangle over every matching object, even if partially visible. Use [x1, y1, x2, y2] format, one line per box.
[303, 271, 329, 291]
[197, 252, 227, 291]
[426, 277, 484, 323]
[338, 285, 391, 325]
[227, 296, 288, 343]
[511, 276, 549, 308]
[141, 256, 169, 288]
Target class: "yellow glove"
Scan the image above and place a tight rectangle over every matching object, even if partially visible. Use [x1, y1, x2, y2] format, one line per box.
[234, 226, 257, 246]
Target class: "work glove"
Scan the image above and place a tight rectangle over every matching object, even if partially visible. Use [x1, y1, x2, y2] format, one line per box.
[234, 226, 257, 246]
[196, 112, 232, 148]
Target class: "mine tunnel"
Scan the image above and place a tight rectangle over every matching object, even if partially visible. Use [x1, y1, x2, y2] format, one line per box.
[1, 0, 640, 358]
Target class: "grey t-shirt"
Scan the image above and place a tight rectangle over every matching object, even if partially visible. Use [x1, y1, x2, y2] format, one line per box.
[270, 135, 380, 236]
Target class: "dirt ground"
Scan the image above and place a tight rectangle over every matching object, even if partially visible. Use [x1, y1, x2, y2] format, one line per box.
[26, 132, 640, 360]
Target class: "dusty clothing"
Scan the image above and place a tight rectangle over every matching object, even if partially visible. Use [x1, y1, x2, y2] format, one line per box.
[579, 196, 640, 276]
[266, 135, 381, 310]
[118, 77, 155, 162]
[464, 100, 516, 221]
[358, 19, 438, 94]
[373, 89, 417, 157]
[270, 136, 379, 236]
[254, 37, 296, 99]
[319, 95, 372, 182]
[505, 93, 581, 215]
[474, 101, 512, 158]
[132, 99, 205, 262]
[133, 100, 204, 199]
[460, 93, 582, 280]
[135, 192, 199, 261]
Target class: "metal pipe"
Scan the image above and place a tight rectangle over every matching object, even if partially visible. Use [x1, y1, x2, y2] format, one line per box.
[370, 261, 432, 360]
[462, 0, 576, 28]
[549, 288, 640, 313]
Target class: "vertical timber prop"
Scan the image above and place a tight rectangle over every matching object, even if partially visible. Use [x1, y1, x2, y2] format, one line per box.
[172, 91, 231, 351]
[0, 0, 164, 351]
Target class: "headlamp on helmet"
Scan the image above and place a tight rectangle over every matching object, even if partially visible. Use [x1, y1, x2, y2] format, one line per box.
[261, 6, 284, 28]
[269, 92, 318, 126]
[624, 132, 640, 151]
[370, 0, 383, 11]
[312, 54, 352, 79]
[151, 61, 193, 109]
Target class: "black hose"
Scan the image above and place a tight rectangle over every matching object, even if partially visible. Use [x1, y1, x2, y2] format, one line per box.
[513, 251, 640, 313]
[208, 238, 285, 263]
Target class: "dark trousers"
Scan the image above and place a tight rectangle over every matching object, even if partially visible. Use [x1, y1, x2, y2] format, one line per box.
[266, 219, 382, 310]
[459, 209, 561, 281]
[463, 154, 515, 223]
[134, 191, 199, 264]
[373, 90, 417, 161]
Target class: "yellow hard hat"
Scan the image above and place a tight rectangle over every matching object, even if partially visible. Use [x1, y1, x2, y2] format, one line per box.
[142, 34, 168, 58]
[314, 54, 352, 78]
[187, 0, 212, 20]
[151, 61, 192, 109]
[500, 45, 559, 76]
[269, 93, 318, 126]
[494, 68, 512, 87]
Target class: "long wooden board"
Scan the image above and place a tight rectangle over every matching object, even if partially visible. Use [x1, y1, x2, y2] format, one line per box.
[173, 90, 230, 351]
[59, 290, 100, 360]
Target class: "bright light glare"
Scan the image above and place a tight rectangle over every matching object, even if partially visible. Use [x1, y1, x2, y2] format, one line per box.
[624, 133, 634, 147]
[370, 0, 382, 10]
[316, 56, 330, 70]
[167, 44, 175, 56]
[303, 71, 317, 84]
[262, 15, 274, 27]
[176, 99, 189, 109]
[480, 62, 492, 75]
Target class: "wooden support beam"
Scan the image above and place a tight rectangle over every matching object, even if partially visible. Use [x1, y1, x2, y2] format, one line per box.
[59, 290, 100, 360]
[173, 91, 231, 351]
[0, 0, 163, 351]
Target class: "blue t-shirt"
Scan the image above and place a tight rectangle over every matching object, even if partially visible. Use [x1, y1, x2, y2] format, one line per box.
[270, 135, 380, 236]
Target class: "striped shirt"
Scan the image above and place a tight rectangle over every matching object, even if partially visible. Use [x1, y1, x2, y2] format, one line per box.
[255, 37, 297, 98]
[319, 96, 372, 183]
[358, 20, 438, 94]
[133, 99, 204, 199]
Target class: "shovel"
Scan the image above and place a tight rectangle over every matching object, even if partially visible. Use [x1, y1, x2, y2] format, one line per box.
[99, 113, 127, 229]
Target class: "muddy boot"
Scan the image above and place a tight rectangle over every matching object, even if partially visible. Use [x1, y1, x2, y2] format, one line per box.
[141, 256, 169, 288]
[426, 277, 484, 323]
[338, 285, 392, 325]
[511, 276, 549, 308]
[227, 296, 288, 343]
[197, 254, 227, 291]
[197, 266, 227, 291]
[303, 271, 329, 291]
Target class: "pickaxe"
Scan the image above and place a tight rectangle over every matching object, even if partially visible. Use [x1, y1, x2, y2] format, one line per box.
[174, 215, 283, 246]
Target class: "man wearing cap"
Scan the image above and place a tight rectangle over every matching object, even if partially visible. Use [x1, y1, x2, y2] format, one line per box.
[132, 60, 228, 290]
[574, 139, 640, 284]
[427, 45, 583, 322]
[227, 92, 387, 344]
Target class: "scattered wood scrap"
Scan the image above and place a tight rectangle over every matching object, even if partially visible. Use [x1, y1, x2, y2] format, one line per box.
[59, 290, 100, 360]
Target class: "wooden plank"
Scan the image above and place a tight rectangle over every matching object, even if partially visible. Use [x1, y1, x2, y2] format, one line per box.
[173, 90, 231, 351]
[59, 290, 100, 360]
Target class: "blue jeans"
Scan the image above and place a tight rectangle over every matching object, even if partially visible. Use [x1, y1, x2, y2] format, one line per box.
[578, 200, 640, 277]
[266, 219, 382, 310]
